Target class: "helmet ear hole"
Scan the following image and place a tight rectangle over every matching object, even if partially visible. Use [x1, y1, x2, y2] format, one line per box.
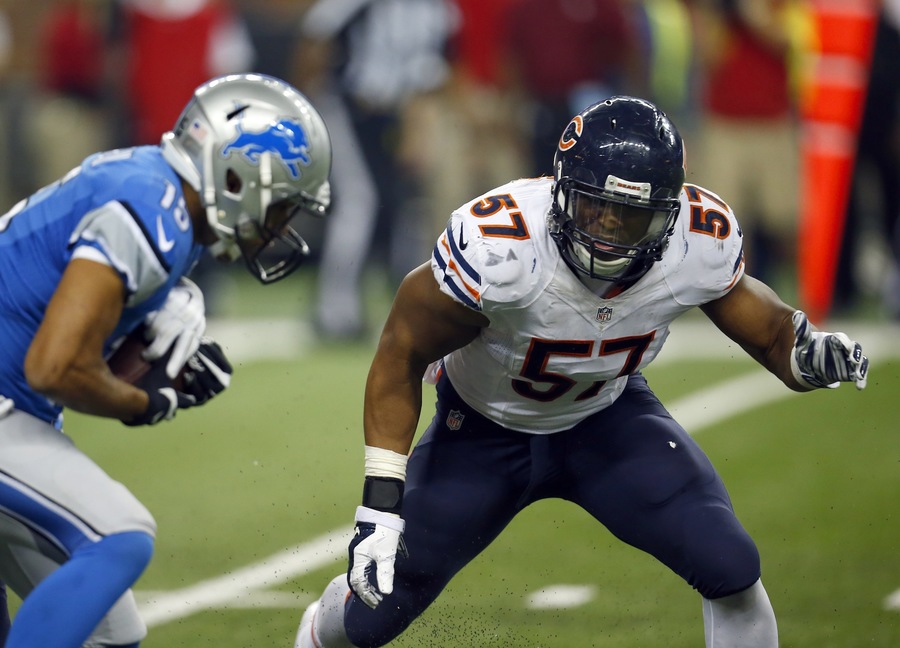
[226, 169, 242, 194]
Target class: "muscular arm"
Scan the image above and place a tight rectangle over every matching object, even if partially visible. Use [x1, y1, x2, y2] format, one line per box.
[364, 262, 490, 454]
[24, 259, 151, 418]
[700, 274, 807, 391]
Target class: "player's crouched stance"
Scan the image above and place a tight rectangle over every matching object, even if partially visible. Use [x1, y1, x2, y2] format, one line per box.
[0, 73, 332, 647]
[294, 96, 868, 648]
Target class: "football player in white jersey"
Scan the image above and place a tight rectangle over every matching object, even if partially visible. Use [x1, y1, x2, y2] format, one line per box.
[0, 74, 332, 647]
[295, 96, 870, 648]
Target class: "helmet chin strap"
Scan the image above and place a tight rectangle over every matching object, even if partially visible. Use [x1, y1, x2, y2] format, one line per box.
[572, 240, 629, 278]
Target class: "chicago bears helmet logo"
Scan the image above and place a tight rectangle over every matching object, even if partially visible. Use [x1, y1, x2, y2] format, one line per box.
[222, 118, 312, 178]
[558, 115, 583, 152]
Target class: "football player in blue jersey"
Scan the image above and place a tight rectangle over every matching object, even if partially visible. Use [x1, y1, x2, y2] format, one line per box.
[0, 73, 331, 647]
[294, 97, 868, 648]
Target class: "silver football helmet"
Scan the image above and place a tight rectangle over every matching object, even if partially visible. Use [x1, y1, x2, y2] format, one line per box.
[161, 73, 332, 283]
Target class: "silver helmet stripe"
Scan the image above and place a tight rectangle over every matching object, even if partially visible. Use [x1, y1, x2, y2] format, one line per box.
[258, 151, 273, 220]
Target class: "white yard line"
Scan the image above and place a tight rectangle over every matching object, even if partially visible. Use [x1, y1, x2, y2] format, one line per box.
[139, 527, 351, 627]
[667, 370, 797, 433]
[885, 589, 900, 611]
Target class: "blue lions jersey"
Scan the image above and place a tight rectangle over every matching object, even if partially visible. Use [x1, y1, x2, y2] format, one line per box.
[0, 146, 205, 426]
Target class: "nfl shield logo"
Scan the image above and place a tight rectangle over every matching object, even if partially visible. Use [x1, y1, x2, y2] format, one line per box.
[596, 306, 613, 322]
[446, 409, 465, 430]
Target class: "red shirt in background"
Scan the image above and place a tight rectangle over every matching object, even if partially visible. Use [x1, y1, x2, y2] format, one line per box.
[40, 3, 105, 101]
[121, 2, 226, 144]
[703, 15, 792, 119]
[503, 0, 635, 100]
[451, 0, 517, 86]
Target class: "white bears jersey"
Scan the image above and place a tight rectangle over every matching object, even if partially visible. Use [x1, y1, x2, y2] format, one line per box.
[431, 176, 745, 433]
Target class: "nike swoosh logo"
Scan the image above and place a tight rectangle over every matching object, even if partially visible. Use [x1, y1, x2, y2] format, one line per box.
[156, 215, 175, 253]
[457, 226, 468, 251]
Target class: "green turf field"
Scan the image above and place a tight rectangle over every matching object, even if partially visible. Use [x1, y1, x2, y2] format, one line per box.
[8, 270, 900, 647]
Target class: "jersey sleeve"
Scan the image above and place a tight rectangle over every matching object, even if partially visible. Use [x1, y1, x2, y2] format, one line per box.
[432, 213, 484, 311]
[68, 200, 169, 306]
[433, 214, 549, 315]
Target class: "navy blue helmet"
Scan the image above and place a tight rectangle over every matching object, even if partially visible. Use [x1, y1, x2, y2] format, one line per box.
[550, 96, 685, 286]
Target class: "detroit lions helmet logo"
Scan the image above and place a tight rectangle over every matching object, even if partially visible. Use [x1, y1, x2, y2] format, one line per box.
[221, 118, 312, 179]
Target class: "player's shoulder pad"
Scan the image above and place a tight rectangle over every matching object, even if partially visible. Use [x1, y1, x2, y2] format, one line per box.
[662, 183, 745, 299]
[432, 179, 551, 310]
[84, 147, 196, 263]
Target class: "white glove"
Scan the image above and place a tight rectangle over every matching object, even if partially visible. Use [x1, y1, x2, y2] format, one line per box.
[790, 310, 869, 390]
[348, 506, 407, 609]
[142, 277, 206, 380]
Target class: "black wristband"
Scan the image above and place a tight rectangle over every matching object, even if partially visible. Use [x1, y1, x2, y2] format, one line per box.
[362, 476, 404, 515]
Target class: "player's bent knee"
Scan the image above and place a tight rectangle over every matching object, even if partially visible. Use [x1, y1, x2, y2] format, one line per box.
[683, 509, 761, 600]
[96, 531, 155, 579]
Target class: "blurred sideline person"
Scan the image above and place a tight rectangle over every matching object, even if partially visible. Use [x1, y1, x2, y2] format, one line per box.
[500, 0, 646, 177]
[109, 0, 255, 147]
[837, 1, 900, 317]
[29, 0, 112, 193]
[108, 0, 258, 316]
[297, 0, 458, 340]
[692, 0, 807, 287]
[294, 97, 868, 648]
[407, 0, 528, 251]
[0, 73, 331, 647]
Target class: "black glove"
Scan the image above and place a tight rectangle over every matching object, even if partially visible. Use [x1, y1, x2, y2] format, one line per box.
[179, 339, 233, 406]
[124, 349, 196, 426]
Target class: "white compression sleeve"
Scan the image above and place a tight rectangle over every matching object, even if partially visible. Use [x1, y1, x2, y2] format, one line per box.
[702, 579, 778, 648]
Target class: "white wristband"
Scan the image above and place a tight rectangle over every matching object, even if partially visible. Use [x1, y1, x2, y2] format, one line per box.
[355, 505, 405, 532]
[790, 345, 837, 390]
[790, 350, 819, 389]
[364, 445, 408, 481]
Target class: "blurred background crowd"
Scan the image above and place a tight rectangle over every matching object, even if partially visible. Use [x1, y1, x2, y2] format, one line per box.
[0, 0, 898, 339]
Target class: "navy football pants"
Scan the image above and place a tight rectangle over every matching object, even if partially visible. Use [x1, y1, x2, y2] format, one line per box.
[0, 580, 8, 645]
[345, 373, 761, 647]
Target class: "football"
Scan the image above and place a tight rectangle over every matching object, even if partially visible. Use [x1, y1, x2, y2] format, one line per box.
[107, 328, 186, 389]
[107, 330, 152, 384]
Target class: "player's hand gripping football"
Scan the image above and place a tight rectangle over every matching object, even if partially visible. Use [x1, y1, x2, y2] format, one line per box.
[179, 338, 233, 405]
[142, 277, 206, 380]
[348, 505, 408, 608]
[791, 310, 869, 390]
[123, 346, 197, 426]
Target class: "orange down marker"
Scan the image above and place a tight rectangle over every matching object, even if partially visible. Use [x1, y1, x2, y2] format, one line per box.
[798, 0, 877, 322]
